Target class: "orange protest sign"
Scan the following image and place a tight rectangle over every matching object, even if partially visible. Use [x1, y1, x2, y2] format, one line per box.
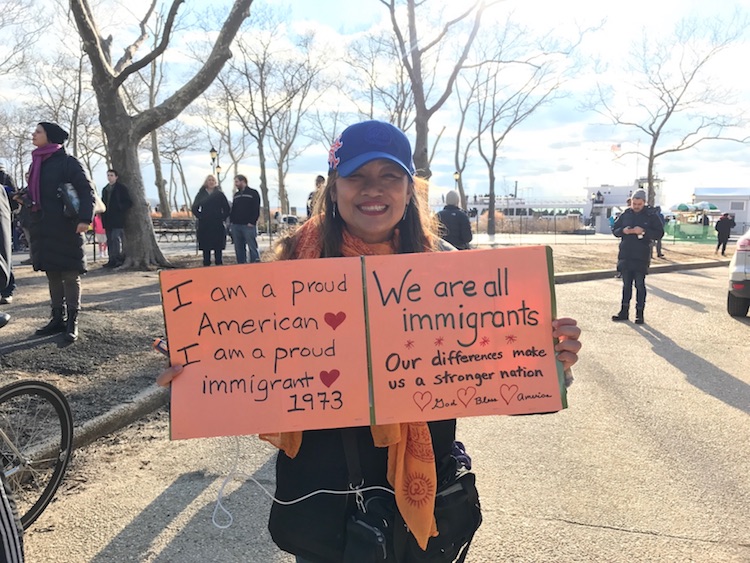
[159, 258, 371, 439]
[159, 246, 566, 439]
[364, 246, 564, 423]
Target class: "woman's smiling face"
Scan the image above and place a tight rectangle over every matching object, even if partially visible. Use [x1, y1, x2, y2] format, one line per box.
[332, 159, 412, 244]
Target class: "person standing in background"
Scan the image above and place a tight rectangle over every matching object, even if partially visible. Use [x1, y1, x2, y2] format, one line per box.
[306, 175, 325, 219]
[28, 121, 94, 342]
[611, 189, 664, 324]
[229, 174, 261, 264]
[436, 190, 473, 249]
[101, 169, 132, 268]
[714, 212, 736, 256]
[192, 174, 230, 266]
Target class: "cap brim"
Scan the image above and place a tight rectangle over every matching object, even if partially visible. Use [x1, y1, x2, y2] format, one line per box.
[337, 152, 413, 178]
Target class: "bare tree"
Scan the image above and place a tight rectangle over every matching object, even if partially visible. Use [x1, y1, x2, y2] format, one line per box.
[0, 0, 46, 75]
[344, 30, 415, 130]
[0, 106, 38, 185]
[27, 48, 107, 180]
[267, 32, 324, 214]
[159, 121, 203, 210]
[223, 11, 320, 231]
[593, 13, 750, 206]
[379, 0, 499, 177]
[469, 23, 579, 235]
[69, 0, 253, 269]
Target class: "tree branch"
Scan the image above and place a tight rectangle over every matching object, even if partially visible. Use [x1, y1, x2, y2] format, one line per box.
[132, 0, 253, 140]
[114, 0, 180, 85]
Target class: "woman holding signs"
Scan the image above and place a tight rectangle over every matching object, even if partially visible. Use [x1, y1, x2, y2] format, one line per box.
[158, 120, 582, 562]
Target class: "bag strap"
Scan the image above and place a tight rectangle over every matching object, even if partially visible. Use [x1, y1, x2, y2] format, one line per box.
[342, 428, 363, 489]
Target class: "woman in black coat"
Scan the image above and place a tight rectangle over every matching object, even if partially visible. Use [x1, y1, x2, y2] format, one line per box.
[27, 122, 94, 342]
[191, 175, 230, 266]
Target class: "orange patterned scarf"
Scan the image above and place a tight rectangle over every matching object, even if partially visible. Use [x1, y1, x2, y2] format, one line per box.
[260, 217, 438, 549]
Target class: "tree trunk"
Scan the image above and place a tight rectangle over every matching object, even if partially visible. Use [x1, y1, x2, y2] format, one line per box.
[487, 169, 496, 236]
[103, 117, 169, 269]
[647, 143, 657, 207]
[257, 138, 273, 244]
[277, 162, 289, 214]
[151, 130, 171, 218]
[70, 0, 253, 269]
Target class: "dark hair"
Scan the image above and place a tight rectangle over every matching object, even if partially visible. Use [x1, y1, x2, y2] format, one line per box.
[275, 171, 437, 259]
[235, 174, 248, 184]
[315, 175, 325, 184]
[107, 169, 118, 177]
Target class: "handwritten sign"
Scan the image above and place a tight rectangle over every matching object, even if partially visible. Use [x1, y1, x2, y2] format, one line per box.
[159, 247, 566, 439]
[364, 246, 563, 423]
[159, 258, 371, 439]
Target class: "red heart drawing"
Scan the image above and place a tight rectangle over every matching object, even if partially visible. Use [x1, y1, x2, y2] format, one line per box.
[500, 384, 519, 405]
[413, 392, 432, 411]
[324, 312, 346, 330]
[457, 387, 476, 408]
[319, 369, 340, 388]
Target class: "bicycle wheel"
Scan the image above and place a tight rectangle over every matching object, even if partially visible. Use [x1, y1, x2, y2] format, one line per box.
[0, 380, 74, 529]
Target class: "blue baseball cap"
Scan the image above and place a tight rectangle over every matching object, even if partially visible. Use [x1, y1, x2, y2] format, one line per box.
[327, 120, 415, 178]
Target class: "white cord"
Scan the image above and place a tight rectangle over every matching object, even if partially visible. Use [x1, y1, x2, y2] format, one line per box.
[211, 437, 395, 530]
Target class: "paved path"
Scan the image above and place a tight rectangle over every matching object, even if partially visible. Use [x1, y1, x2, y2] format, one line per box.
[22, 267, 750, 562]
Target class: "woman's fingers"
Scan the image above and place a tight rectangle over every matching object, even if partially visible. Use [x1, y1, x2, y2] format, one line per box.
[552, 317, 581, 370]
[156, 364, 184, 387]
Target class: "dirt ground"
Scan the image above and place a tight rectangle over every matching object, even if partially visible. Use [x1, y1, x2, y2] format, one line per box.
[0, 239, 727, 426]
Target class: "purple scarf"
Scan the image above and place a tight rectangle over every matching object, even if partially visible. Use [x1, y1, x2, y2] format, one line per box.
[28, 143, 63, 211]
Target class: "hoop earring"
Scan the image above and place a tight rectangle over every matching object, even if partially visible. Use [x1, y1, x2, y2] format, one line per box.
[332, 202, 337, 219]
[402, 201, 410, 221]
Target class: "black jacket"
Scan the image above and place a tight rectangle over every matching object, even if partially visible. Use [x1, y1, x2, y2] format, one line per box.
[101, 181, 132, 230]
[229, 186, 260, 225]
[269, 421, 457, 562]
[437, 205, 473, 250]
[192, 188, 230, 251]
[612, 206, 664, 273]
[29, 149, 94, 273]
[715, 216, 736, 239]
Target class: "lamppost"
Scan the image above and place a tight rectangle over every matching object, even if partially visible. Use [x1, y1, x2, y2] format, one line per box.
[209, 146, 217, 175]
[453, 171, 460, 190]
[216, 163, 222, 187]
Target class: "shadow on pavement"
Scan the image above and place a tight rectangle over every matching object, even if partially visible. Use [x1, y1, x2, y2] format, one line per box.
[634, 325, 750, 415]
[90, 458, 285, 563]
[645, 285, 708, 314]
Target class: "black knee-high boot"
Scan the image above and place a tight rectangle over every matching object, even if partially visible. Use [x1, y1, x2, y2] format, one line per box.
[611, 304, 629, 321]
[635, 308, 644, 325]
[36, 307, 67, 335]
[64, 308, 79, 342]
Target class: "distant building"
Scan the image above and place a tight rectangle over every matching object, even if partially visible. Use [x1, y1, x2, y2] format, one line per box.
[692, 188, 749, 234]
[583, 178, 664, 234]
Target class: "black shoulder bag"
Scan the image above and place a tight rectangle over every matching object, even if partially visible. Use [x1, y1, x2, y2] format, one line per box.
[342, 430, 482, 563]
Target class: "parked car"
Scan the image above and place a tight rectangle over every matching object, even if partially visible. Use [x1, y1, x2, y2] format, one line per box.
[727, 227, 750, 317]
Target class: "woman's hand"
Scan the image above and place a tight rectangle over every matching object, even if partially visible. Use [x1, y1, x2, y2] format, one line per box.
[552, 317, 581, 372]
[156, 364, 184, 387]
[76, 222, 89, 234]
